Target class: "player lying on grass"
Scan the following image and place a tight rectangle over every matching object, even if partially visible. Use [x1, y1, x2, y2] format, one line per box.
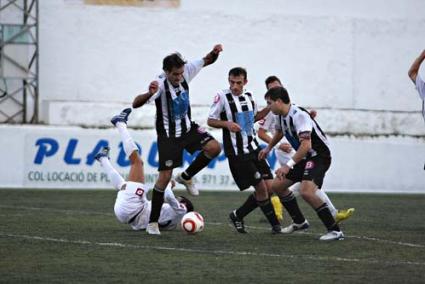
[95, 108, 194, 232]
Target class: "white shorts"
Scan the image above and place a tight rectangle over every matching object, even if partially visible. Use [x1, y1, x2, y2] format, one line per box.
[114, 181, 149, 225]
[275, 147, 296, 166]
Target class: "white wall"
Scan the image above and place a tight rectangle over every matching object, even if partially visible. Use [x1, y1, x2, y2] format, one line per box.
[37, 0, 425, 135]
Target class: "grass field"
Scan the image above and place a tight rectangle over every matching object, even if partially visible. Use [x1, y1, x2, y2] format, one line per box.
[1, 189, 425, 283]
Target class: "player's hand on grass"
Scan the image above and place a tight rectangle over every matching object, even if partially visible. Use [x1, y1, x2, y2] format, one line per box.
[278, 143, 292, 153]
[226, 121, 241, 132]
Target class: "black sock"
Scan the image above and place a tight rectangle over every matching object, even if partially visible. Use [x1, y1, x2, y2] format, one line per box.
[258, 198, 280, 227]
[316, 203, 340, 231]
[183, 152, 212, 179]
[149, 185, 165, 223]
[235, 193, 258, 219]
[280, 192, 305, 224]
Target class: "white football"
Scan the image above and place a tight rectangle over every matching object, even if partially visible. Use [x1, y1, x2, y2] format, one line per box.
[181, 211, 204, 234]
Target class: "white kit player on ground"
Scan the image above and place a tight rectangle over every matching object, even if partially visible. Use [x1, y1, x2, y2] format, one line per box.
[95, 108, 194, 232]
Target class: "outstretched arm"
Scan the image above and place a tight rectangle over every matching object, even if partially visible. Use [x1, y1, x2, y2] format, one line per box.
[258, 130, 284, 160]
[133, 81, 159, 108]
[408, 49, 425, 84]
[164, 187, 187, 215]
[203, 44, 223, 67]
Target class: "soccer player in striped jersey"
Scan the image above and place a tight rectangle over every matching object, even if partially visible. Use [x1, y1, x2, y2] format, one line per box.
[94, 108, 194, 232]
[132, 45, 223, 235]
[259, 86, 344, 241]
[258, 76, 354, 223]
[208, 67, 282, 234]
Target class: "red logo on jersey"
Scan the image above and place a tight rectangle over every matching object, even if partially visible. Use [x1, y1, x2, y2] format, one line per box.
[305, 161, 315, 169]
[135, 188, 145, 197]
[258, 119, 265, 126]
[213, 94, 220, 104]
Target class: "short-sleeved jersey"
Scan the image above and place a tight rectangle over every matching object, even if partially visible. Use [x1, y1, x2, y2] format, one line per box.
[415, 75, 425, 121]
[114, 182, 187, 231]
[208, 89, 261, 157]
[275, 104, 331, 158]
[258, 112, 291, 145]
[148, 59, 204, 138]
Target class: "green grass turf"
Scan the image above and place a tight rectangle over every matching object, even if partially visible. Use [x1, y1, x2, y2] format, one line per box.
[0, 189, 424, 283]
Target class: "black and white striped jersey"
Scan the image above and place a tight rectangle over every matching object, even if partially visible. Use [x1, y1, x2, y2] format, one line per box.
[148, 59, 204, 138]
[275, 104, 331, 158]
[209, 89, 261, 157]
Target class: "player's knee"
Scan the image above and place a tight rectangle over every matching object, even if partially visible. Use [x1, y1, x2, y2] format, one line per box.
[158, 170, 172, 183]
[204, 140, 221, 157]
[299, 186, 315, 199]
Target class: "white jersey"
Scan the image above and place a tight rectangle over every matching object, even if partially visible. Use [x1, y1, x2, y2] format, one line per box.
[114, 181, 187, 231]
[258, 112, 292, 146]
[148, 59, 204, 138]
[258, 112, 295, 165]
[275, 104, 331, 158]
[208, 89, 260, 157]
[415, 75, 425, 122]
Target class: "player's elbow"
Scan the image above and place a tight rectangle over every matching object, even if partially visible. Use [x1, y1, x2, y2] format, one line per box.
[207, 118, 215, 128]
[257, 129, 267, 142]
[408, 69, 417, 83]
[132, 99, 140, 109]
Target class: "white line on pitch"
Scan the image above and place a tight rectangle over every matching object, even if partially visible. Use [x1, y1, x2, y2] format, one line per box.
[1, 232, 424, 267]
[0, 205, 114, 216]
[1, 205, 424, 249]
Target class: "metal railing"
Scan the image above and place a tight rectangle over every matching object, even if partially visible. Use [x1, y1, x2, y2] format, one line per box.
[0, 0, 38, 123]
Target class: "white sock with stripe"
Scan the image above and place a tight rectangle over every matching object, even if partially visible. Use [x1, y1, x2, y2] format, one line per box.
[115, 122, 138, 158]
[99, 157, 125, 190]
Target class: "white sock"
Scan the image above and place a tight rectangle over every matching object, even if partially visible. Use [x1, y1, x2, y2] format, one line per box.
[315, 189, 337, 217]
[99, 157, 125, 190]
[116, 122, 138, 157]
[289, 183, 301, 197]
[290, 183, 337, 217]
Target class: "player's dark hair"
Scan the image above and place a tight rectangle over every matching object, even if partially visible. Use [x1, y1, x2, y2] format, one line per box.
[228, 67, 247, 80]
[163, 53, 186, 72]
[265, 75, 281, 88]
[178, 196, 194, 212]
[265, 86, 290, 104]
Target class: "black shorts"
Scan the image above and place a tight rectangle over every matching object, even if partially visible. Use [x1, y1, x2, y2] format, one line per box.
[285, 155, 331, 189]
[228, 150, 273, 191]
[157, 123, 215, 171]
